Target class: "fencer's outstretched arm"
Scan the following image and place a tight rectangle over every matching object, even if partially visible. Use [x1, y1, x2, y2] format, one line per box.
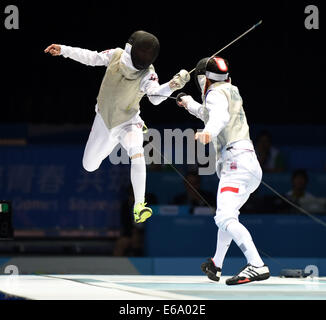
[143, 70, 190, 105]
[44, 44, 113, 66]
[44, 44, 190, 105]
[144, 81, 174, 105]
[177, 95, 205, 121]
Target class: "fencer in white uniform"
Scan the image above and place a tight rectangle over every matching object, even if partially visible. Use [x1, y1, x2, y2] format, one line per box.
[45, 31, 190, 224]
[177, 56, 270, 285]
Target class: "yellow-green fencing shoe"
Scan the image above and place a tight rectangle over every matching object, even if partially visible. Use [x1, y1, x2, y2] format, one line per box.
[134, 202, 152, 223]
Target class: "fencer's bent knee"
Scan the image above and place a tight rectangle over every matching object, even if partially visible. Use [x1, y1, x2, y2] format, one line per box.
[129, 146, 144, 159]
[131, 153, 144, 160]
[214, 215, 238, 232]
[82, 157, 100, 172]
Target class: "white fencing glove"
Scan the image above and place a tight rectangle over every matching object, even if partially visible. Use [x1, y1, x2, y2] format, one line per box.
[169, 69, 190, 91]
[176, 93, 195, 109]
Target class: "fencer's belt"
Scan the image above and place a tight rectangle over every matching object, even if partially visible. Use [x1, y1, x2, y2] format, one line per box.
[226, 146, 254, 152]
[223, 140, 254, 154]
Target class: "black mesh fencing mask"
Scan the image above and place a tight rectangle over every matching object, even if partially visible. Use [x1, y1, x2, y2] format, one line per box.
[128, 31, 160, 70]
[194, 57, 210, 94]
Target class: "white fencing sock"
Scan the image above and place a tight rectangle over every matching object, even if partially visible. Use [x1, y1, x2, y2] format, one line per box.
[212, 229, 233, 269]
[226, 220, 264, 267]
[130, 155, 146, 206]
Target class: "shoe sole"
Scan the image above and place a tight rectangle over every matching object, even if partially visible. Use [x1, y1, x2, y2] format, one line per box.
[226, 272, 270, 285]
[201, 263, 220, 282]
[206, 271, 220, 282]
[136, 209, 152, 223]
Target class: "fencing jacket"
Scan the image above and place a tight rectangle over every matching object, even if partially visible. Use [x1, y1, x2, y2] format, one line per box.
[186, 81, 251, 160]
[96, 48, 152, 129]
[60, 43, 173, 129]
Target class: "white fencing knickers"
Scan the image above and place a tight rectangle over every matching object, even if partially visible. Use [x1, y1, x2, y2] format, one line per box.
[214, 140, 262, 230]
[82, 109, 145, 172]
[212, 140, 264, 268]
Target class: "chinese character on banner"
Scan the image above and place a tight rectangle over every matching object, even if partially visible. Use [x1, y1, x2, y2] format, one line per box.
[76, 169, 105, 193]
[37, 165, 65, 194]
[7, 165, 35, 194]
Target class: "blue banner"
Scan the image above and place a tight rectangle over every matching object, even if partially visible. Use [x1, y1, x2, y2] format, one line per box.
[0, 146, 129, 236]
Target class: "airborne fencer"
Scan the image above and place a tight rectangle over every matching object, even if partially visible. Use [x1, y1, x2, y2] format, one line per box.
[45, 31, 190, 224]
[177, 56, 270, 285]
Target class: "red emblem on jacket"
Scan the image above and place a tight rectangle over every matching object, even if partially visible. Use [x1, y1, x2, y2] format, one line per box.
[230, 161, 237, 170]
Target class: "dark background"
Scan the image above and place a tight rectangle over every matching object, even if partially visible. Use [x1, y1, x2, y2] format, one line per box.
[1, 0, 324, 127]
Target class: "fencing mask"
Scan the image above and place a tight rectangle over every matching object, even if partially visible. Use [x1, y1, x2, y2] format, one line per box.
[127, 30, 160, 70]
[194, 56, 230, 95]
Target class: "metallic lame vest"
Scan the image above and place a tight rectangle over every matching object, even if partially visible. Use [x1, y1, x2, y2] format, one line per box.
[97, 48, 154, 129]
[203, 82, 251, 158]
